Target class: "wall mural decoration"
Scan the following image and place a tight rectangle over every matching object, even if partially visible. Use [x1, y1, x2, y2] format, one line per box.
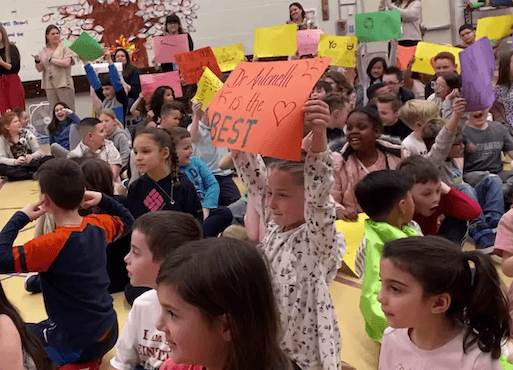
[41, 0, 200, 68]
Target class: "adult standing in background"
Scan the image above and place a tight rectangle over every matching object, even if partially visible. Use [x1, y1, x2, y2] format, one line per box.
[114, 48, 141, 101]
[0, 24, 25, 113]
[34, 25, 76, 111]
[286, 2, 317, 30]
[161, 14, 194, 73]
[379, 0, 422, 47]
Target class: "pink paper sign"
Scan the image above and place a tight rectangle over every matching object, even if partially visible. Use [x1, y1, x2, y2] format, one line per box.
[297, 29, 324, 56]
[153, 34, 190, 64]
[140, 71, 183, 102]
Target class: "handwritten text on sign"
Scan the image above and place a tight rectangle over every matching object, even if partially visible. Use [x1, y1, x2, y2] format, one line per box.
[317, 34, 357, 67]
[212, 44, 245, 72]
[175, 47, 223, 84]
[460, 37, 496, 111]
[192, 67, 224, 111]
[208, 58, 330, 161]
[153, 34, 190, 64]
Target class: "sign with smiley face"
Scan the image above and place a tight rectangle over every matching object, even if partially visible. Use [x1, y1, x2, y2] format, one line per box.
[355, 10, 401, 43]
[317, 34, 357, 67]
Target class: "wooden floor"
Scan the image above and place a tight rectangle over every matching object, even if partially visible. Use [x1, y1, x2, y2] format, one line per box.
[1, 177, 509, 370]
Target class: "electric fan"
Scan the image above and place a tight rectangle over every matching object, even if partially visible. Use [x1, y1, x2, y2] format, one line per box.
[28, 101, 52, 144]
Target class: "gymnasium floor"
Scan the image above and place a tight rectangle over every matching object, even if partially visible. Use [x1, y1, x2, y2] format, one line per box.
[0, 174, 381, 370]
[5, 93, 509, 369]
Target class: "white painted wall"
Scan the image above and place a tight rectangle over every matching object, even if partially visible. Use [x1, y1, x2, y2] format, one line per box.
[2, 0, 513, 82]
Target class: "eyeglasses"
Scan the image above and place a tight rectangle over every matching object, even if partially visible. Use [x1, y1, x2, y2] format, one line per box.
[431, 81, 446, 89]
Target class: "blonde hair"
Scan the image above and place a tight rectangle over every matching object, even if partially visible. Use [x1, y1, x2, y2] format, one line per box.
[0, 24, 11, 63]
[399, 99, 440, 130]
[98, 108, 123, 129]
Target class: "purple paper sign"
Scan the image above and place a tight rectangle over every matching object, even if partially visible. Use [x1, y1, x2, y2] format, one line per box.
[153, 34, 190, 64]
[459, 37, 496, 111]
[297, 29, 324, 56]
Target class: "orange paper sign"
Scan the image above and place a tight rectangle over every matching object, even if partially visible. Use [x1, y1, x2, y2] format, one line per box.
[396, 45, 417, 70]
[208, 58, 331, 161]
[175, 47, 223, 84]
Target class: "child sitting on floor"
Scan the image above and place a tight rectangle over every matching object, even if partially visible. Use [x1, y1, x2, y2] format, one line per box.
[98, 108, 131, 172]
[47, 102, 81, 158]
[397, 155, 481, 244]
[332, 106, 408, 222]
[167, 127, 233, 237]
[379, 236, 510, 369]
[0, 279, 55, 370]
[68, 117, 122, 181]
[399, 99, 440, 156]
[110, 211, 202, 370]
[0, 158, 134, 366]
[156, 238, 301, 370]
[354, 169, 419, 343]
[420, 104, 503, 252]
[463, 108, 513, 206]
[0, 112, 50, 181]
[189, 101, 240, 207]
[232, 99, 347, 370]
[82, 48, 128, 125]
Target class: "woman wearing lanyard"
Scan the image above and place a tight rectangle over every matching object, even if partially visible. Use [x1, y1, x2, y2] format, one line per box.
[35, 25, 76, 111]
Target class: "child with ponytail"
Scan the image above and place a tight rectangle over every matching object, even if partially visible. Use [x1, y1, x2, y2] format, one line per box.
[378, 235, 510, 369]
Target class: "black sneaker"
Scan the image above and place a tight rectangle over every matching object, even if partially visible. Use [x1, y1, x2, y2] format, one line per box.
[24, 274, 42, 294]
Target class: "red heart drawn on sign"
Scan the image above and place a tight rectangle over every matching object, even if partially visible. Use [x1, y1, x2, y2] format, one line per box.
[273, 101, 297, 127]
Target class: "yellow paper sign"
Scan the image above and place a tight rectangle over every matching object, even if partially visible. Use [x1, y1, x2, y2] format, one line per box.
[212, 44, 246, 72]
[411, 42, 462, 75]
[476, 14, 513, 41]
[317, 34, 357, 67]
[192, 67, 223, 111]
[254, 24, 297, 58]
[336, 213, 367, 275]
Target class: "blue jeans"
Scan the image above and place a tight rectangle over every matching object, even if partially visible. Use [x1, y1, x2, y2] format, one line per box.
[455, 176, 504, 244]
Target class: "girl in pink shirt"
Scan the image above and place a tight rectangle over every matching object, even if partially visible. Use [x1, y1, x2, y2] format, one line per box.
[378, 236, 509, 370]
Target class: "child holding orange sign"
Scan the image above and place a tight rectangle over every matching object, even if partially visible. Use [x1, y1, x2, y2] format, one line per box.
[231, 99, 347, 370]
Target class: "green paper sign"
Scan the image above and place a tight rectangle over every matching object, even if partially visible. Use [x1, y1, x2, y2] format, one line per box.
[355, 10, 402, 43]
[64, 39, 72, 48]
[69, 32, 103, 61]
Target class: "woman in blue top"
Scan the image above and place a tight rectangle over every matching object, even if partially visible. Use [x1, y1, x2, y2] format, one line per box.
[48, 102, 81, 158]
[114, 48, 141, 101]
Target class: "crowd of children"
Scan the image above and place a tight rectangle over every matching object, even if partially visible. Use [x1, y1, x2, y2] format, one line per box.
[4, 2, 513, 370]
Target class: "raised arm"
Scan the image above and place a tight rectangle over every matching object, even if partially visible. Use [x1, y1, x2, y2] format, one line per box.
[82, 191, 135, 240]
[425, 98, 465, 166]
[189, 101, 202, 143]
[303, 100, 346, 269]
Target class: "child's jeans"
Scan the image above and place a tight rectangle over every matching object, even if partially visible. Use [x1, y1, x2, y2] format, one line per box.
[27, 318, 118, 365]
[455, 176, 504, 247]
